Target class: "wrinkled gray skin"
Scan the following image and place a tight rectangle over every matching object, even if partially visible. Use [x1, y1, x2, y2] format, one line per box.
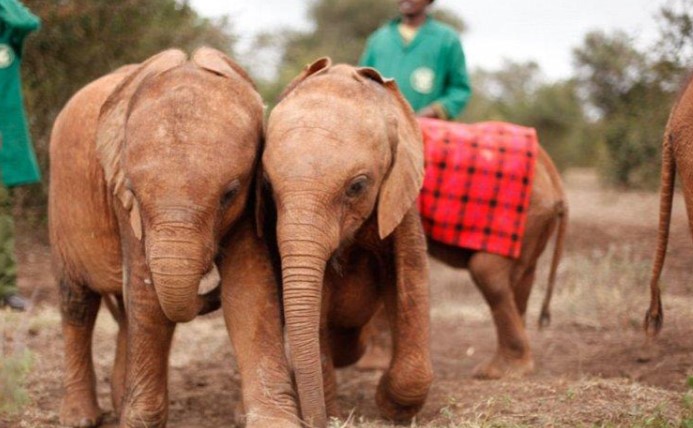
[50, 48, 298, 428]
[262, 58, 433, 428]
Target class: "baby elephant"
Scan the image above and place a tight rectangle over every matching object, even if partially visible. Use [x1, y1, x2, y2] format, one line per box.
[261, 58, 433, 427]
[50, 48, 297, 427]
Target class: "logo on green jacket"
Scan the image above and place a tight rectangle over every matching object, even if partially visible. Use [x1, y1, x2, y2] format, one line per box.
[411, 67, 435, 94]
[0, 44, 15, 69]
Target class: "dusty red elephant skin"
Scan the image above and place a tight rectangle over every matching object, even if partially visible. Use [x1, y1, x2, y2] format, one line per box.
[49, 48, 298, 428]
[419, 120, 568, 379]
[263, 58, 433, 428]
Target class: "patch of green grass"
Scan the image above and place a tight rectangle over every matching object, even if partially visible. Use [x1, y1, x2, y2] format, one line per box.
[0, 348, 33, 415]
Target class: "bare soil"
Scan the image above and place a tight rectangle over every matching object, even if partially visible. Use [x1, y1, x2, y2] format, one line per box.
[2, 168, 693, 427]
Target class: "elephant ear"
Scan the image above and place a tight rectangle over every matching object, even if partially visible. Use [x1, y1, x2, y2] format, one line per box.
[277, 57, 332, 101]
[356, 67, 424, 239]
[96, 49, 187, 240]
[192, 46, 257, 89]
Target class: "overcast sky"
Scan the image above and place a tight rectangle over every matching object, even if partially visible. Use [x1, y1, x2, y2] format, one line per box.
[190, 0, 664, 80]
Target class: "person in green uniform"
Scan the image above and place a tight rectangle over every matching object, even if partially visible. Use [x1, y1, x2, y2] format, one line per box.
[0, 0, 41, 311]
[359, 0, 471, 120]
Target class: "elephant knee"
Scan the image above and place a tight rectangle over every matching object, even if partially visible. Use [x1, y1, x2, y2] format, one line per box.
[470, 264, 513, 307]
[59, 279, 100, 326]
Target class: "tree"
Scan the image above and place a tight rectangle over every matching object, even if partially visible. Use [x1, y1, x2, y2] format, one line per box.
[17, 0, 237, 209]
[462, 60, 592, 169]
[257, 0, 466, 104]
[653, 0, 693, 86]
[573, 30, 677, 187]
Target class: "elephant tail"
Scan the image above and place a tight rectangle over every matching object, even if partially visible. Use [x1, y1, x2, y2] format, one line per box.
[644, 131, 676, 338]
[538, 197, 568, 329]
[102, 294, 126, 329]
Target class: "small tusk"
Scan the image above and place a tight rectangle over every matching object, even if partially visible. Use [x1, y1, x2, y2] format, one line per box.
[198, 264, 220, 295]
[144, 278, 152, 286]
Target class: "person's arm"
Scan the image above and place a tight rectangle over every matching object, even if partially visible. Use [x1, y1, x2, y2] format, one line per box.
[423, 36, 471, 120]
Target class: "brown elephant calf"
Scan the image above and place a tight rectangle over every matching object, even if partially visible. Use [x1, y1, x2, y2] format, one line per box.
[425, 146, 566, 379]
[261, 58, 433, 427]
[262, 58, 567, 427]
[49, 48, 297, 427]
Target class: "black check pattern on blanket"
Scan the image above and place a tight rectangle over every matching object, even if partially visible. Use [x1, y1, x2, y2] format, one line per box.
[416, 118, 538, 259]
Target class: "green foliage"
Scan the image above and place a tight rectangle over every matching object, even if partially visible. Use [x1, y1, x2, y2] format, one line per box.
[573, 31, 675, 187]
[256, 0, 466, 105]
[462, 60, 594, 170]
[682, 378, 693, 427]
[0, 349, 33, 414]
[17, 0, 237, 210]
[654, 0, 693, 84]
[256, 0, 398, 104]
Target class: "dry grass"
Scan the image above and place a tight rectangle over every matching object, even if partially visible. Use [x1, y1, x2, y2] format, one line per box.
[3, 168, 693, 427]
[0, 315, 33, 415]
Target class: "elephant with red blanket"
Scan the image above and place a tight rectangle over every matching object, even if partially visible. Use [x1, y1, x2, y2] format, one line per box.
[418, 117, 567, 379]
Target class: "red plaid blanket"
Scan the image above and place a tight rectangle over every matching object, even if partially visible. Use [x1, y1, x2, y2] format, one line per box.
[416, 118, 538, 259]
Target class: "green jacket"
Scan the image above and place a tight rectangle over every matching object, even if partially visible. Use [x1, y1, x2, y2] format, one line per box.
[359, 16, 471, 119]
[0, 0, 40, 187]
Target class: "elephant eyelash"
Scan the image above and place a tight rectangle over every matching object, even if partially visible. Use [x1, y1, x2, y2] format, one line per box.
[221, 180, 241, 207]
[345, 175, 370, 198]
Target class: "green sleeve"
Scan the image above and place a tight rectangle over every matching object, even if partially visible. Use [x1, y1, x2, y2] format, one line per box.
[0, 0, 40, 54]
[436, 36, 471, 119]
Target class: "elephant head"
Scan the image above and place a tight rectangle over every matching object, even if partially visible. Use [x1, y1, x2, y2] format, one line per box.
[262, 58, 424, 426]
[96, 48, 263, 323]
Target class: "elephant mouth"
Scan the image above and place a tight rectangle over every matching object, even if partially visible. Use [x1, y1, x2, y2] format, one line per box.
[197, 264, 220, 296]
[196, 264, 222, 316]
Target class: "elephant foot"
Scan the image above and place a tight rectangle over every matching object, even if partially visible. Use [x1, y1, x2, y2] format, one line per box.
[244, 410, 302, 428]
[375, 374, 428, 423]
[472, 352, 534, 380]
[245, 417, 302, 428]
[239, 401, 302, 428]
[60, 393, 103, 428]
[120, 405, 167, 428]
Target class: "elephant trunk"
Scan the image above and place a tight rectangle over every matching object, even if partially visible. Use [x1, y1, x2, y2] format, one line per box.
[147, 230, 212, 323]
[277, 203, 338, 428]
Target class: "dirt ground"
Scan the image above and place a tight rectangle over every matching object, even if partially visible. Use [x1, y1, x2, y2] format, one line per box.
[2, 168, 693, 427]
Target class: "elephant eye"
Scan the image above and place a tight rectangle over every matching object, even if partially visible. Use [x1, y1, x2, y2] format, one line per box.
[346, 175, 369, 198]
[222, 179, 241, 207]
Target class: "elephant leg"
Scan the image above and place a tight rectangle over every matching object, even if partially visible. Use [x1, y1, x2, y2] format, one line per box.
[119, 260, 175, 428]
[58, 279, 103, 428]
[110, 295, 127, 414]
[469, 253, 534, 379]
[513, 264, 537, 320]
[376, 210, 433, 423]
[219, 222, 300, 428]
[329, 325, 368, 368]
[353, 306, 391, 370]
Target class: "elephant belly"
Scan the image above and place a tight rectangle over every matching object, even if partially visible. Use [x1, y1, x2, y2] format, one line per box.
[325, 254, 381, 328]
[49, 150, 123, 294]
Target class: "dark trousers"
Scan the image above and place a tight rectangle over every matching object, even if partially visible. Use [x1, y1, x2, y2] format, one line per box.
[0, 185, 17, 298]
